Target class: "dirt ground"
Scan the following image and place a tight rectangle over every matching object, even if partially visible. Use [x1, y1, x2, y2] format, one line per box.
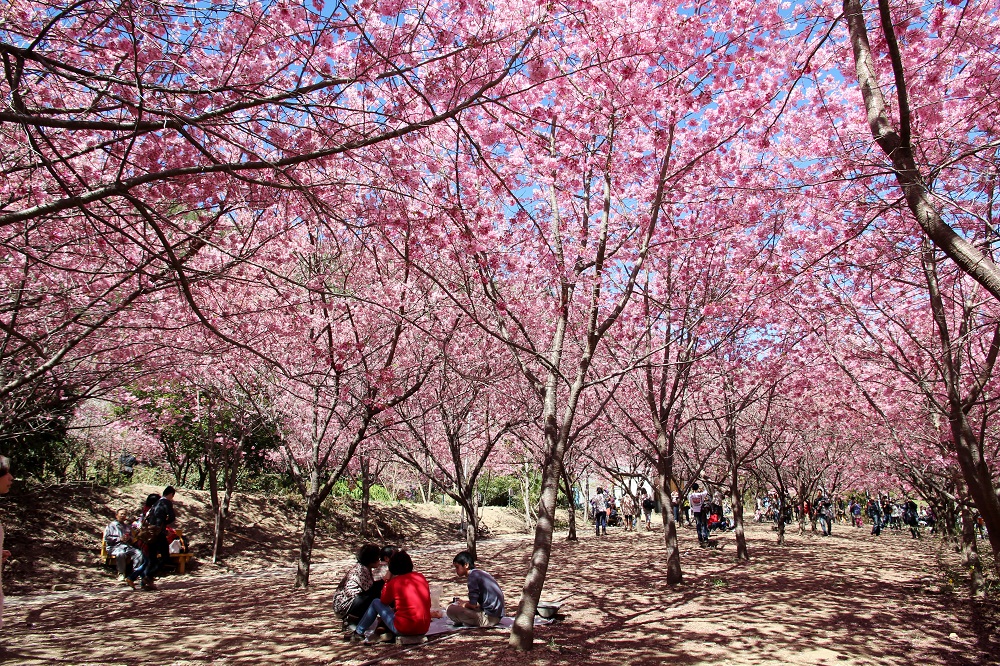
[1, 484, 999, 665]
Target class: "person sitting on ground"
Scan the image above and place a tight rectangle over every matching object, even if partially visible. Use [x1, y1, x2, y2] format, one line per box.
[711, 490, 724, 519]
[103, 508, 146, 589]
[334, 544, 384, 629]
[706, 512, 721, 533]
[447, 550, 505, 628]
[351, 550, 430, 644]
[377, 545, 400, 579]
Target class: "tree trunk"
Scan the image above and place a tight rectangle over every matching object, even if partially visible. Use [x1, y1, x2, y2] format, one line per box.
[216, 459, 239, 562]
[959, 503, 985, 596]
[724, 428, 748, 560]
[295, 491, 322, 588]
[521, 464, 534, 533]
[732, 491, 748, 559]
[464, 497, 479, 560]
[509, 439, 563, 651]
[360, 458, 372, 536]
[658, 485, 683, 585]
[950, 420, 1000, 578]
[730, 476, 748, 561]
[941, 498, 959, 544]
[208, 465, 223, 564]
[776, 495, 787, 546]
[209, 444, 243, 564]
[562, 471, 577, 541]
[797, 484, 808, 536]
[656, 447, 682, 585]
[844, 0, 1000, 303]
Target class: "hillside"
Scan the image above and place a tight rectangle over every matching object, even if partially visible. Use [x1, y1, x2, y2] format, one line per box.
[0, 480, 533, 595]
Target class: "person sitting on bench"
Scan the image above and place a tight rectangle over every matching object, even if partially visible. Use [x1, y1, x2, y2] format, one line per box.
[333, 544, 384, 629]
[447, 551, 505, 628]
[104, 508, 147, 589]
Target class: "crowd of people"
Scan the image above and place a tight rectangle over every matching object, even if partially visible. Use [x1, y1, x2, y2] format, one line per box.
[102, 485, 188, 591]
[587, 487, 659, 535]
[584, 483, 972, 545]
[333, 544, 506, 646]
[753, 492, 939, 539]
[588, 485, 735, 544]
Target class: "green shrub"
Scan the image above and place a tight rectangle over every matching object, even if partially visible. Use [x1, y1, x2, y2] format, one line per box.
[329, 478, 393, 503]
[478, 475, 521, 507]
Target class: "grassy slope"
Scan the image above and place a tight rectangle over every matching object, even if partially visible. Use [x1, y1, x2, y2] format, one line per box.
[0, 480, 530, 595]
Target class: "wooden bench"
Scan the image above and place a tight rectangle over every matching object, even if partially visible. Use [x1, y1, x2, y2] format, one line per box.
[99, 538, 194, 574]
[171, 551, 194, 574]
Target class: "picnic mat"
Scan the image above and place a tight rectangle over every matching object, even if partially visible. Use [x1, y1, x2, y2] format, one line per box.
[424, 614, 552, 636]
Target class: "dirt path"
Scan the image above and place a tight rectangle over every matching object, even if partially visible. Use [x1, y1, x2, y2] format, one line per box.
[3, 522, 997, 665]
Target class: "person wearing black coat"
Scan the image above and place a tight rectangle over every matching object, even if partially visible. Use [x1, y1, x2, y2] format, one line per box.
[144, 486, 177, 590]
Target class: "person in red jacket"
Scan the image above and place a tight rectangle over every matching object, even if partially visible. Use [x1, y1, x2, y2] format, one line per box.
[350, 550, 430, 644]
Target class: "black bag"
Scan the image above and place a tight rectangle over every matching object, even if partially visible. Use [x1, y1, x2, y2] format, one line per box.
[642, 498, 655, 511]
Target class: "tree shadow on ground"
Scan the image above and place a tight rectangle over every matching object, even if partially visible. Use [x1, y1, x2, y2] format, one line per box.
[2, 518, 996, 665]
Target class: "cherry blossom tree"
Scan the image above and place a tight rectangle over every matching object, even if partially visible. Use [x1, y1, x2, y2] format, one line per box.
[817, 228, 1000, 577]
[0, 0, 547, 420]
[383, 330, 529, 558]
[841, 0, 1000, 300]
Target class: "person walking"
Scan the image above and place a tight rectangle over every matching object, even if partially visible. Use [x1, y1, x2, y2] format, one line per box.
[815, 494, 833, 536]
[689, 483, 710, 546]
[619, 492, 636, 532]
[143, 485, 180, 590]
[867, 497, 883, 536]
[903, 499, 920, 539]
[591, 488, 608, 536]
[640, 488, 655, 530]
